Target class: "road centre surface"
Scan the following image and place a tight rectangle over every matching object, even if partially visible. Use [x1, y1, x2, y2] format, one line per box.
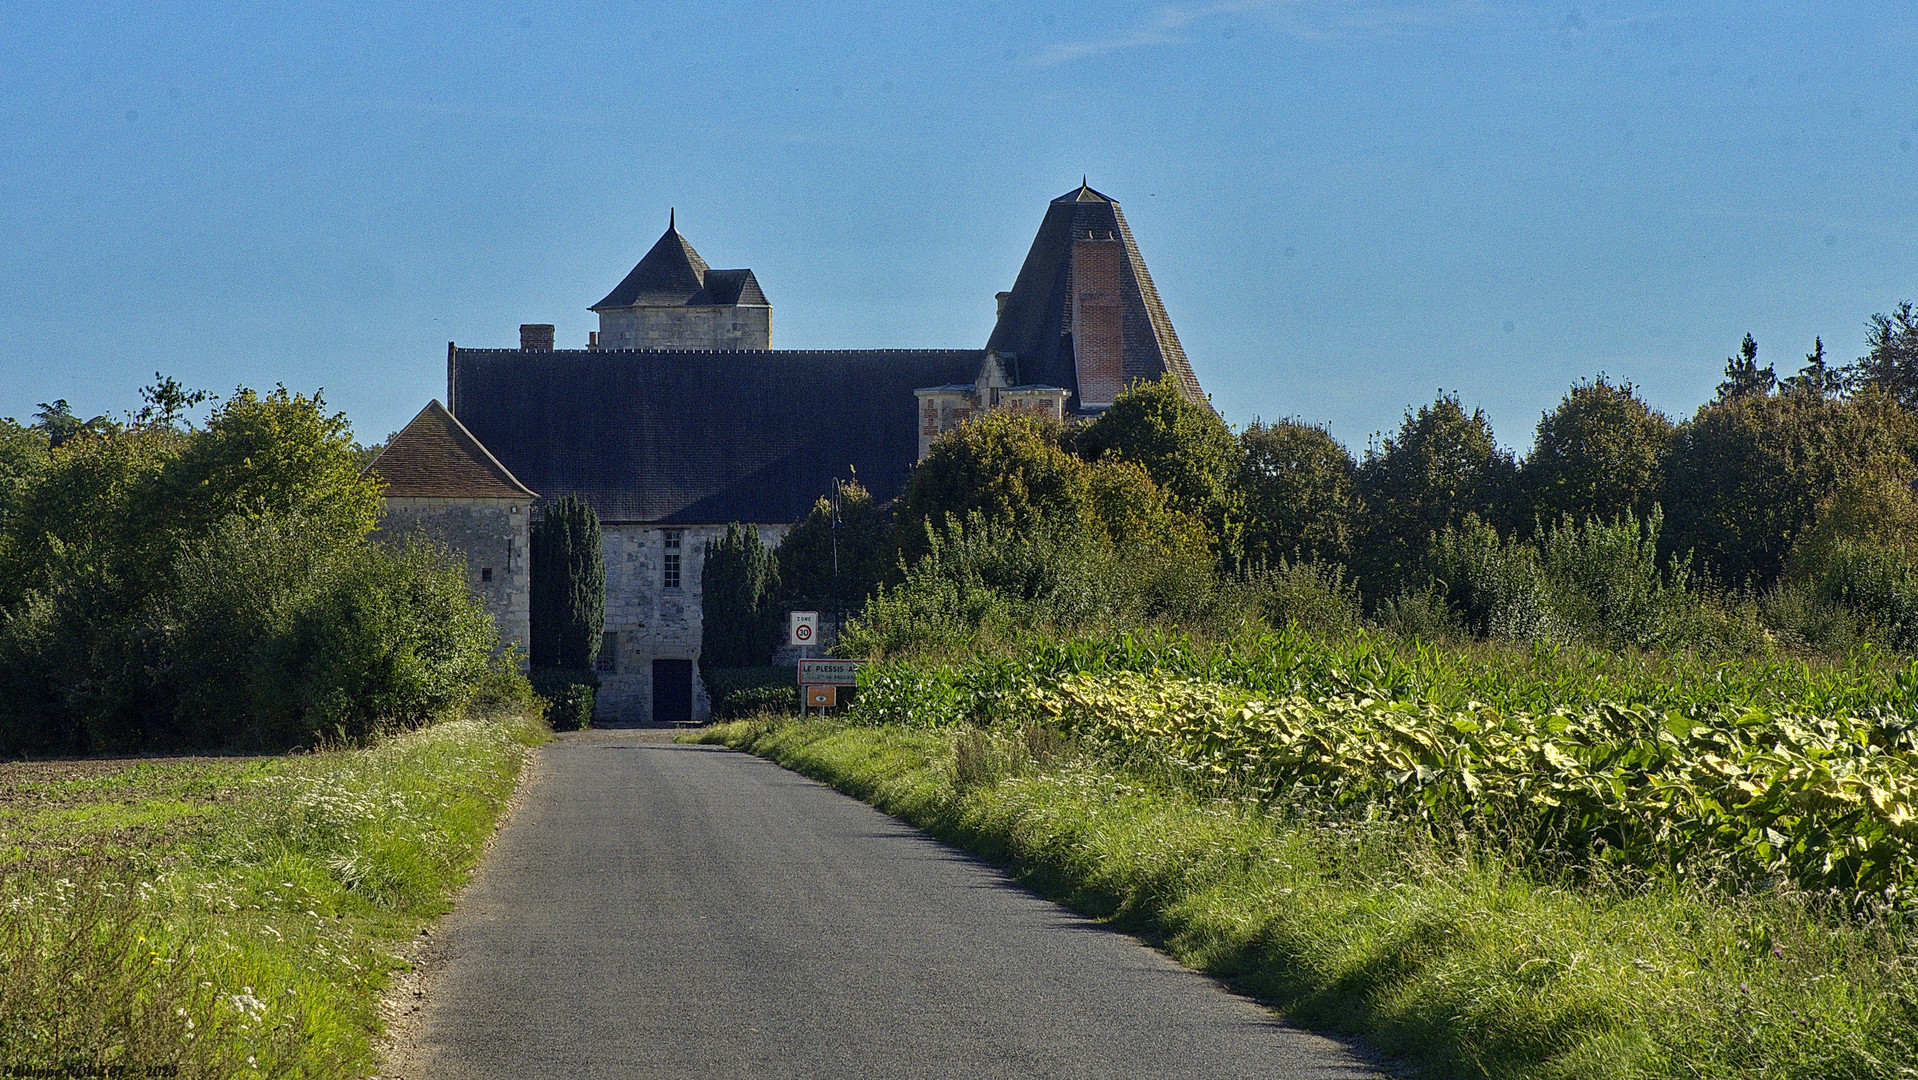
[389, 728, 1381, 1080]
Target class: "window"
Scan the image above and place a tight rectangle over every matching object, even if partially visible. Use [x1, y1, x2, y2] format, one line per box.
[662, 530, 682, 589]
[480, 567, 493, 582]
[596, 632, 618, 673]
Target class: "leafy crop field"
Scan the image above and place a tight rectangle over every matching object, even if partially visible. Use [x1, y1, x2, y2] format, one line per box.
[851, 626, 1918, 909]
[0, 713, 547, 1079]
[734, 625, 1918, 1079]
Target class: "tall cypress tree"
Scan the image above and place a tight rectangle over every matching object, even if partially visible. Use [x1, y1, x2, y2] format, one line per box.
[530, 495, 605, 670]
[700, 523, 780, 674]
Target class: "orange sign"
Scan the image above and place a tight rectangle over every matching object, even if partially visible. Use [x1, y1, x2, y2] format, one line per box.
[805, 685, 837, 708]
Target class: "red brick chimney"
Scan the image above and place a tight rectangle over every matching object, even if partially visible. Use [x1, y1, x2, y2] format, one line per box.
[520, 324, 555, 351]
[1070, 236, 1123, 408]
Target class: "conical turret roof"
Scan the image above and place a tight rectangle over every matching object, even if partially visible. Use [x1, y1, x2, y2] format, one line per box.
[592, 216, 712, 310]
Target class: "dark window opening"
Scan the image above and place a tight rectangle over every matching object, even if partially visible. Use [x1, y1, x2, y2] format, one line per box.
[596, 632, 618, 673]
[481, 567, 493, 582]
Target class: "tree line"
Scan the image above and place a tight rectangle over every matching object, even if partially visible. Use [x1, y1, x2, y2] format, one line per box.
[0, 381, 509, 756]
[703, 303, 1918, 667]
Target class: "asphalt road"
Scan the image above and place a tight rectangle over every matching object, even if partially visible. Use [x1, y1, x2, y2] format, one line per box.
[393, 729, 1383, 1080]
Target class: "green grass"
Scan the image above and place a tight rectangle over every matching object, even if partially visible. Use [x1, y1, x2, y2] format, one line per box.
[696, 717, 1918, 1080]
[0, 711, 549, 1078]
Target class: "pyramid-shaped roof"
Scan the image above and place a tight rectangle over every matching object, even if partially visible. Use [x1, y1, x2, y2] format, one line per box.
[591, 216, 769, 311]
[984, 182, 1204, 411]
[366, 400, 536, 499]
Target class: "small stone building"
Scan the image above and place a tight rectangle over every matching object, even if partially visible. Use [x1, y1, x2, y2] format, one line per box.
[364, 400, 537, 661]
[429, 182, 1204, 724]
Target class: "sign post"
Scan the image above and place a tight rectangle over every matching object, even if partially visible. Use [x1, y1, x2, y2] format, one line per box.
[796, 654, 862, 719]
[789, 611, 818, 649]
[790, 611, 819, 716]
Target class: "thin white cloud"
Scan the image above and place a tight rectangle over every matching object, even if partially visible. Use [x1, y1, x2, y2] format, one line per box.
[1028, 0, 1490, 66]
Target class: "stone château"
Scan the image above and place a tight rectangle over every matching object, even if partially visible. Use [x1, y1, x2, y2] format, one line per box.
[376, 183, 1205, 724]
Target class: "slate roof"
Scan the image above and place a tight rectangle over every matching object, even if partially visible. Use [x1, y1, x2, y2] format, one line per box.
[591, 220, 767, 311]
[367, 400, 537, 500]
[984, 182, 1205, 410]
[448, 348, 984, 524]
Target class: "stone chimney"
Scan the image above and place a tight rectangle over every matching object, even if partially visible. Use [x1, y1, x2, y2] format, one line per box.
[520, 324, 555, 351]
[995, 291, 1011, 318]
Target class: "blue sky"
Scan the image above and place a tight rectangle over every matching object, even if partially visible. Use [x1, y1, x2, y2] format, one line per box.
[2, 1, 1915, 453]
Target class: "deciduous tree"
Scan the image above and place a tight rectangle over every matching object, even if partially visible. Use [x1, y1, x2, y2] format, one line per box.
[1353, 393, 1515, 601]
[1660, 391, 1918, 587]
[1237, 420, 1357, 568]
[1077, 375, 1242, 561]
[1518, 377, 1672, 529]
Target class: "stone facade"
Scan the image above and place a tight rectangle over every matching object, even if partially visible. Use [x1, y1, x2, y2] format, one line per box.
[595, 304, 770, 352]
[437, 185, 1200, 724]
[594, 522, 787, 724]
[374, 496, 533, 661]
[914, 352, 1070, 460]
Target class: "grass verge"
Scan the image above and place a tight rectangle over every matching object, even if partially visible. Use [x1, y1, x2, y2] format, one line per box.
[694, 717, 1918, 1080]
[1, 711, 549, 1078]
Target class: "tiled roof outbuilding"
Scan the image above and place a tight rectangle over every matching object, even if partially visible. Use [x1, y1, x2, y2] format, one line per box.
[366, 400, 537, 500]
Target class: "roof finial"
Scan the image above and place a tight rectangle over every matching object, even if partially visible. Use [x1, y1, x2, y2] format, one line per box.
[669, 207, 675, 231]
[1081, 174, 1088, 189]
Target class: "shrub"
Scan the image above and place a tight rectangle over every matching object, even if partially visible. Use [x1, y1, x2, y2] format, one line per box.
[842, 517, 1117, 658]
[706, 663, 799, 721]
[529, 495, 605, 670]
[1238, 558, 1363, 637]
[0, 394, 498, 756]
[1781, 472, 1918, 649]
[1372, 584, 1463, 641]
[252, 536, 497, 747]
[714, 684, 798, 720]
[1425, 516, 1559, 642]
[1535, 509, 1689, 649]
[464, 654, 545, 723]
[529, 668, 599, 730]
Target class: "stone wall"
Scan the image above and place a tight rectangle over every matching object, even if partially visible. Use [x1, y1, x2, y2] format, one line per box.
[596, 522, 788, 724]
[914, 386, 1070, 460]
[596, 305, 771, 351]
[375, 496, 532, 662]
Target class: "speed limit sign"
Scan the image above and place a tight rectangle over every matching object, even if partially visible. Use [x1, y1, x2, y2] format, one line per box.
[789, 610, 818, 646]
